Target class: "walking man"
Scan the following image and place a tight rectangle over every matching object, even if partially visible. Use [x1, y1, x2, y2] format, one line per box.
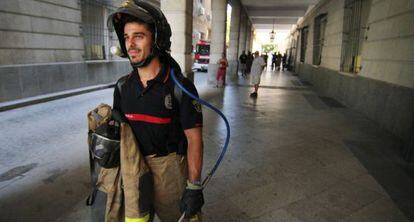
[239, 50, 247, 77]
[250, 51, 266, 97]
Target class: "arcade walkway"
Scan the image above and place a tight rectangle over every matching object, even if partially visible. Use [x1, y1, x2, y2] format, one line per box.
[1, 68, 413, 221]
[199, 69, 414, 221]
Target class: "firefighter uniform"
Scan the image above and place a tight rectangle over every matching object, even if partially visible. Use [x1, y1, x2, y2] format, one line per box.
[114, 64, 203, 221]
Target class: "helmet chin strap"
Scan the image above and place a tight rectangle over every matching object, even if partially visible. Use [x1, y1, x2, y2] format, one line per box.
[130, 46, 159, 68]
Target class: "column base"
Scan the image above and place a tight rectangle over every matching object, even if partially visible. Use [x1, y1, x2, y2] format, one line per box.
[183, 71, 194, 83]
[207, 64, 219, 85]
[228, 60, 239, 81]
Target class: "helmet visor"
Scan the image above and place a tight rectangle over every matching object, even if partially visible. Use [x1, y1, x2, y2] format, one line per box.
[90, 133, 120, 160]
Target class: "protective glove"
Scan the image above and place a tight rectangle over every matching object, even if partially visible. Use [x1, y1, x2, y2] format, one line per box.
[179, 180, 204, 218]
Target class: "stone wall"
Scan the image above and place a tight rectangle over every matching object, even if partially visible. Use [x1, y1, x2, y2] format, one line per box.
[291, 0, 414, 145]
[0, 0, 132, 102]
[296, 0, 345, 70]
[0, 0, 84, 65]
[360, 0, 414, 89]
[0, 60, 131, 102]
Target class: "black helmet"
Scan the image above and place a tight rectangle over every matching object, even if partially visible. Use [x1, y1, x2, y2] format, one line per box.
[107, 0, 172, 67]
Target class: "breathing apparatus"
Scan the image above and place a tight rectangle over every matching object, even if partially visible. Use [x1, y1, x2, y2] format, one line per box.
[108, 0, 231, 220]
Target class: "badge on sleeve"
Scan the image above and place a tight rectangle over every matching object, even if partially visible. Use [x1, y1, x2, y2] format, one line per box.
[164, 94, 173, 110]
[192, 100, 202, 112]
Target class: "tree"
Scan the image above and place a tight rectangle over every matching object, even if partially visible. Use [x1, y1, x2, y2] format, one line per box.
[261, 44, 278, 53]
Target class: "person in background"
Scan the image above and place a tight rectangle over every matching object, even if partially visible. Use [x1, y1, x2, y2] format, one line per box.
[239, 50, 247, 78]
[250, 51, 266, 97]
[271, 52, 277, 70]
[282, 53, 288, 71]
[263, 53, 268, 70]
[246, 51, 254, 74]
[216, 53, 228, 87]
[276, 52, 282, 71]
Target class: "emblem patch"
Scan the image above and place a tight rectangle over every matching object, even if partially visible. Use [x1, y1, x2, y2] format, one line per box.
[192, 100, 202, 113]
[164, 94, 173, 109]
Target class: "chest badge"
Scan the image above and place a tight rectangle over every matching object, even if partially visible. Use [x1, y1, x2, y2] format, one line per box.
[164, 94, 173, 110]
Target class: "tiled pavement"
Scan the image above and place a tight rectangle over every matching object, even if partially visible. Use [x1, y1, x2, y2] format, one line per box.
[22, 68, 413, 221]
[199, 69, 413, 221]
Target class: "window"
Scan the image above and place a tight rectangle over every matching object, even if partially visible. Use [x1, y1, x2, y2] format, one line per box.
[300, 26, 309, 63]
[81, 0, 117, 60]
[289, 38, 296, 69]
[340, 0, 371, 72]
[313, 13, 327, 65]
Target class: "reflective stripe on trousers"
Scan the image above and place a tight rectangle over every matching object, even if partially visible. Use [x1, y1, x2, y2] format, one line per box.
[126, 213, 151, 222]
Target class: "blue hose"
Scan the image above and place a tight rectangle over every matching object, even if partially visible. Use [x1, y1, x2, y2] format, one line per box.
[170, 69, 230, 188]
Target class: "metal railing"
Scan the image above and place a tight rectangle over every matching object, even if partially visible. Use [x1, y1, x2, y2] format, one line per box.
[340, 0, 371, 72]
[313, 13, 327, 65]
[300, 27, 309, 63]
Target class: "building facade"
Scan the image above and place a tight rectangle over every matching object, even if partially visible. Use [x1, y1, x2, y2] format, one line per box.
[288, 0, 414, 147]
[193, 0, 211, 43]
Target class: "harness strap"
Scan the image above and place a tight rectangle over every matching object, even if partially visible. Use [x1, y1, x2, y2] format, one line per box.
[86, 132, 99, 206]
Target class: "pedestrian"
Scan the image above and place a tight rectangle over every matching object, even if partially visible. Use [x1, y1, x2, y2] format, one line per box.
[109, 1, 204, 221]
[216, 53, 228, 87]
[246, 51, 253, 74]
[276, 52, 282, 71]
[239, 50, 247, 77]
[271, 52, 277, 70]
[250, 51, 266, 97]
[282, 53, 287, 71]
[263, 53, 268, 70]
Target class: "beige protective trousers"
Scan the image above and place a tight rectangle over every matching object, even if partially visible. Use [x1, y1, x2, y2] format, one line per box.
[146, 153, 187, 222]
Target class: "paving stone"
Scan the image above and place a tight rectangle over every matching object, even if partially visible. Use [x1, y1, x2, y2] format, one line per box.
[203, 199, 251, 221]
[5, 70, 413, 221]
[229, 180, 307, 218]
[311, 181, 384, 216]
[349, 174, 390, 197]
[285, 196, 349, 222]
[341, 197, 410, 222]
[250, 208, 303, 222]
[322, 156, 369, 181]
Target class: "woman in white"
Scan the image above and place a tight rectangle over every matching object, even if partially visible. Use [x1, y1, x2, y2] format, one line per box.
[250, 51, 266, 97]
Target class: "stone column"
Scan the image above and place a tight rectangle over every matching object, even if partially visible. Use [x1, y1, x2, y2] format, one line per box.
[238, 10, 247, 56]
[227, 0, 241, 80]
[161, 0, 194, 81]
[245, 22, 252, 52]
[249, 28, 254, 52]
[207, 0, 227, 85]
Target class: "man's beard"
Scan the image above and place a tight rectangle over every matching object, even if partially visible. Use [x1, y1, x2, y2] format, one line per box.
[128, 47, 144, 63]
[128, 47, 156, 68]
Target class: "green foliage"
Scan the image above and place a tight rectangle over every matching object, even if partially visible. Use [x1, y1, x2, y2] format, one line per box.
[261, 44, 278, 53]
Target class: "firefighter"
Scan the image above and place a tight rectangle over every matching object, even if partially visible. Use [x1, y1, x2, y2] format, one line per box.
[108, 1, 204, 221]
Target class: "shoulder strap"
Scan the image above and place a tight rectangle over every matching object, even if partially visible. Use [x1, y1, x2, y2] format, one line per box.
[172, 69, 183, 105]
[116, 75, 128, 94]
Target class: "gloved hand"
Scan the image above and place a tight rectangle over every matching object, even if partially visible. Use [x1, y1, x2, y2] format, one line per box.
[179, 180, 204, 218]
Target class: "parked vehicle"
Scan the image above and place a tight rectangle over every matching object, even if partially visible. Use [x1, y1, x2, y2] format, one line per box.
[192, 40, 210, 72]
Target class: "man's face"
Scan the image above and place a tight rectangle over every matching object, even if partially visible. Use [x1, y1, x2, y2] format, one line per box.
[124, 22, 153, 64]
